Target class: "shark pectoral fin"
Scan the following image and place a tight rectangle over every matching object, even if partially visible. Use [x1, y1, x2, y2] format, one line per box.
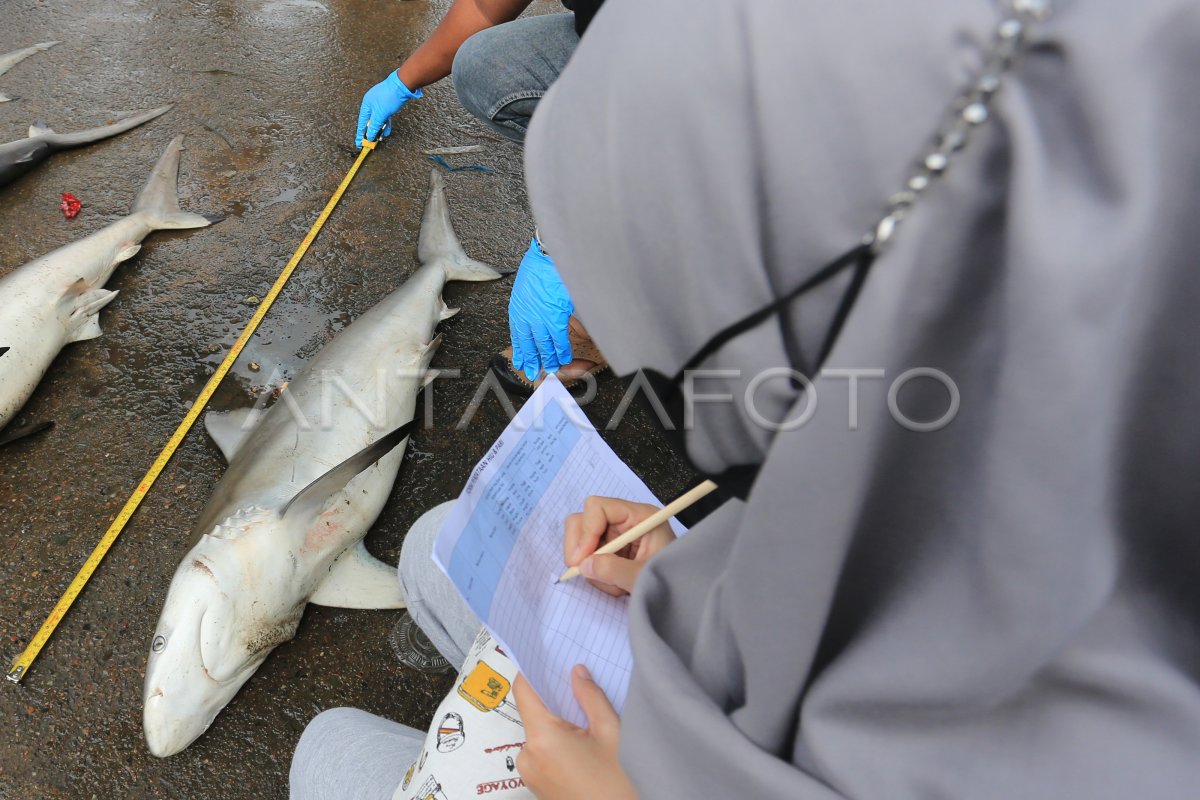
[0, 420, 54, 448]
[420, 332, 443, 359]
[69, 314, 104, 343]
[66, 289, 120, 342]
[13, 143, 41, 163]
[413, 334, 444, 385]
[204, 408, 264, 462]
[310, 543, 405, 609]
[280, 419, 418, 522]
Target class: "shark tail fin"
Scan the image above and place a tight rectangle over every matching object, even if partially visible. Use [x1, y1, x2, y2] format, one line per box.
[0, 41, 59, 78]
[417, 169, 507, 282]
[445, 255, 506, 283]
[131, 135, 219, 231]
[41, 104, 172, 149]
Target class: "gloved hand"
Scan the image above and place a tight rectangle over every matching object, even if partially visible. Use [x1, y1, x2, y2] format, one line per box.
[356, 71, 422, 149]
[509, 238, 574, 381]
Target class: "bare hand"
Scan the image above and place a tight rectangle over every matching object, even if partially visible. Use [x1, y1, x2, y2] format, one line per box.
[513, 667, 637, 800]
[563, 496, 677, 597]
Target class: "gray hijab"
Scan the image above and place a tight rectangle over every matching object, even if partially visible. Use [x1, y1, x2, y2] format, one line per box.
[526, 0, 1200, 797]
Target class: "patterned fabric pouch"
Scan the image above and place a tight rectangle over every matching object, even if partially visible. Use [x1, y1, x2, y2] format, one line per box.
[393, 628, 533, 800]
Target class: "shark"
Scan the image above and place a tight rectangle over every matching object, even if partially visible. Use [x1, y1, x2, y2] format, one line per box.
[143, 170, 504, 757]
[0, 135, 216, 435]
[0, 104, 172, 188]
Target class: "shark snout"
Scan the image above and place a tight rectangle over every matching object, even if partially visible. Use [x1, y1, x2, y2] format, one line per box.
[144, 688, 217, 758]
[143, 594, 269, 757]
[145, 539, 280, 756]
[144, 649, 267, 758]
[143, 610, 215, 758]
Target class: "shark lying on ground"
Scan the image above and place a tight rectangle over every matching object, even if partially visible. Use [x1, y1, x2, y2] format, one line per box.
[143, 170, 504, 757]
[0, 41, 58, 103]
[0, 104, 172, 188]
[0, 135, 216, 435]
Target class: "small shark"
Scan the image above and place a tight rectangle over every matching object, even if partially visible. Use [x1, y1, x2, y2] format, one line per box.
[0, 104, 172, 188]
[143, 170, 504, 757]
[0, 136, 217, 434]
[0, 41, 58, 103]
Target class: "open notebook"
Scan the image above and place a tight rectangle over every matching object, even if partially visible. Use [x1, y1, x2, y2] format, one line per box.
[432, 376, 684, 726]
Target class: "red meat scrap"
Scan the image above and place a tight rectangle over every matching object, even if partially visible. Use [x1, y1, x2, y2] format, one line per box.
[61, 193, 82, 219]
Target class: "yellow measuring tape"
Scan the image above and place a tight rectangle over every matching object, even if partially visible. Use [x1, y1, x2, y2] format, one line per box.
[6, 139, 379, 684]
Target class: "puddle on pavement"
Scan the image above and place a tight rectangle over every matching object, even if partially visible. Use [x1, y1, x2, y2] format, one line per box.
[189, 297, 351, 410]
[254, 0, 331, 27]
[260, 185, 302, 207]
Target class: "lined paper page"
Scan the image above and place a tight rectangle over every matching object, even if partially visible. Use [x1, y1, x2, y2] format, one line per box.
[433, 376, 681, 726]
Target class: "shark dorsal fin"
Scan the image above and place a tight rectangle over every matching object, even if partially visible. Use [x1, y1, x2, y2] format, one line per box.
[28, 121, 54, 137]
[280, 419, 417, 522]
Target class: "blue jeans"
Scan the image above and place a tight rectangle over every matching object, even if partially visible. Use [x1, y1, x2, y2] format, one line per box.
[453, 12, 580, 143]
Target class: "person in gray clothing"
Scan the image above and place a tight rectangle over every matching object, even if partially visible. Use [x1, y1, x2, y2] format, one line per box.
[298, 0, 1200, 796]
[522, 0, 1200, 796]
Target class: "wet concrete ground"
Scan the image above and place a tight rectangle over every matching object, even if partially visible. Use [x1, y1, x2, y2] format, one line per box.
[0, 2, 694, 797]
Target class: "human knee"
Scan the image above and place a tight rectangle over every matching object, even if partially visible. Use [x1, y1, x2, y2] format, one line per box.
[398, 502, 455, 597]
[452, 28, 506, 124]
[295, 707, 362, 751]
[290, 708, 360, 797]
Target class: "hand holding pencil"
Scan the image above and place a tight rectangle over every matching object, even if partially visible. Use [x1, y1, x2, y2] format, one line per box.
[559, 480, 718, 594]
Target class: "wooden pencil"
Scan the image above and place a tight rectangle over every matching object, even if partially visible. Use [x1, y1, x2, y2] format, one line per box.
[557, 479, 718, 583]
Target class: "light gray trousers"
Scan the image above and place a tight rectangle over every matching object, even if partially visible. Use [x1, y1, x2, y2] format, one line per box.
[289, 501, 480, 800]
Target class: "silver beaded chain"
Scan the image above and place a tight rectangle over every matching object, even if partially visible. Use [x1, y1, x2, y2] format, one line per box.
[864, 0, 1052, 254]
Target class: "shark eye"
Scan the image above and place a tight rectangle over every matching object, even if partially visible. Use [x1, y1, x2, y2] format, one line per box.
[151, 635, 167, 653]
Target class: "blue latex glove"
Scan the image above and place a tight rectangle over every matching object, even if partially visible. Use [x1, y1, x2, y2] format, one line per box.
[356, 71, 422, 149]
[509, 238, 574, 381]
